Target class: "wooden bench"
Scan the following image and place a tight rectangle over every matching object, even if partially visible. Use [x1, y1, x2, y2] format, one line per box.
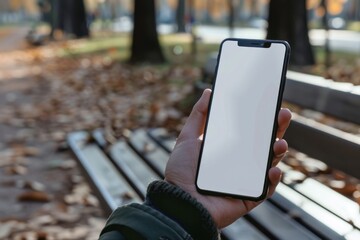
[67, 54, 360, 239]
[68, 127, 360, 239]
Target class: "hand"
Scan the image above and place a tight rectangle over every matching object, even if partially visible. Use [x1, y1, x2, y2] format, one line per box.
[165, 89, 292, 228]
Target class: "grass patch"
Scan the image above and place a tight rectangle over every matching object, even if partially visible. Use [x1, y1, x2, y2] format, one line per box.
[347, 21, 360, 32]
[56, 32, 220, 66]
[291, 46, 360, 77]
[54, 32, 359, 82]
[56, 33, 130, 59]
[314, 46, 359, 64]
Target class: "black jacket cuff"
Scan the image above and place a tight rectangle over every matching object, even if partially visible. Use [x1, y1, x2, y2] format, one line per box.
[145, 180, 219, 240]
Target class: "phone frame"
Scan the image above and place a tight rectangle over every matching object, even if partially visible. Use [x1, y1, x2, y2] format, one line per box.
[195, 38, 291, 201]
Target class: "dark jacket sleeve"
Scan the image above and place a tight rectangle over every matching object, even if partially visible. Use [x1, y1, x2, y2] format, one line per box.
[99, 180, 219, 240]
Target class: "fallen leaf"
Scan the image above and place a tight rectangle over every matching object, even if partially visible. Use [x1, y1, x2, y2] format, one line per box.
[353, 191, 360, 205]
[88, 217, 106, 228]
[21, 146, 41, 157]
[283, 170, 306, 184]
[0, 222, 13, 239]
[142, 142, 155, 153]
[122, 128, 132, 139]
[120, 192, 134, 202]
[64, 194, 81, 205]
[21, 180, 46, 191]
[302, 158, 329, 174]
[51, 131, 66, 142]
[12, 230, 48, 240]
[73, 183, 91, 195]
[52, 210, 81, 223]
[155, 108, 168, 124]
[58, 159, 77, 170]
[329, 180, 357, 196]
[6, 165, 27, 175]
[36, 231, 48, 240]
[55, 226, 89, 239]
[17, 191, 51, 202]
[0, 152, 21, 168]
[29, 215, 57, 227]
[71, 175, 83, 184]
[333, 170, 347, 180]
[0, 220, 27, 239]
[83, 194, 99, 207]
[64, 182, 92, 205]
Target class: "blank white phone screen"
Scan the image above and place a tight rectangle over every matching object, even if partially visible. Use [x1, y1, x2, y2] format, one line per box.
[197, 40, 286, 198]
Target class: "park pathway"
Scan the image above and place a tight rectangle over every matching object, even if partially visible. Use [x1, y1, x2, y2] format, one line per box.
[0, 26, 29, 52]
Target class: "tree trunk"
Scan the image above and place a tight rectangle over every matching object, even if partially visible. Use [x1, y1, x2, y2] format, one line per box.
[176, 0, 186, 32]
[227, 0, 235, 37]
[250, 0, 259, 19]
[130, 0, 165, 64]
[205, 0, 214, 24]
[267, 0, 315, 66]
[237, 0, 245, 20]
[321, 0, 331, 69]
[189, 0, 197, 57]
[49, 0, 57, 39]
[56, 0, 89, 38]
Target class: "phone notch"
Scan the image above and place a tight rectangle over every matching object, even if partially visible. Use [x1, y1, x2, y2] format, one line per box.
[237, 40, 271, 48]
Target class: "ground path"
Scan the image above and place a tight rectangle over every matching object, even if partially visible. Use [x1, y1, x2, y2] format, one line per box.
[0, 26, 29, 52]
[0, 28, 107, 239]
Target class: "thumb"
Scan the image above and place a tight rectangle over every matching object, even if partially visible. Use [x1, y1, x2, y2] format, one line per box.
[178, 89, 212, 140]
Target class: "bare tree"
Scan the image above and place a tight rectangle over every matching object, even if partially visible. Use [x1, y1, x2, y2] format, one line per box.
[129, 0, 165, 64]
[227, 0, 235, 37]
[54, 0, 89, 38]
[267, 0, 315, 66]
[176, 0, 186, 32]
[321, 0, 331, 68]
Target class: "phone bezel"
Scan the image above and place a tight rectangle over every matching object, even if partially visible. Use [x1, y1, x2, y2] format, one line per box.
[195, 38, 291, 201]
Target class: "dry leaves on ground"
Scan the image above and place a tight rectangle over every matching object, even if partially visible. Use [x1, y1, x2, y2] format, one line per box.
[0, 48, 200, 142]
[324, 58, 360, 85]
[0, 40, 201, 239]
[0, 217, 106, 240]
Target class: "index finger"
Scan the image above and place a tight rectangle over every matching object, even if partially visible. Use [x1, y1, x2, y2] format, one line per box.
[177, 89, 212, 141]
[276, 108, 292, 139]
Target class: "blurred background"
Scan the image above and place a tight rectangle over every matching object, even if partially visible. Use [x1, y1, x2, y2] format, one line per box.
[0, 0, 359, 239]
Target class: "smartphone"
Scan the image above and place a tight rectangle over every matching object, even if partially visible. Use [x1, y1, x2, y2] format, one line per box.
[195, 38, 290, 200]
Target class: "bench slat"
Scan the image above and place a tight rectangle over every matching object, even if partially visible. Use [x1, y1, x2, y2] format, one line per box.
[247, 201, 321, 240]
[128, 129, 170, 176]
[272, 184, 348, 238]
[223, 218, 269, 240]
[67, 132, 141, 215]
[293, 178, 360, 229]
[92, 129, 108, 148]
[284, 114, 360, 179]
[148, 128, 176, 153]
[284, 71, 360, 125]
[92, 129, 160, 198]
[345, 229, 360, 240]
[109, 141, 160, 198]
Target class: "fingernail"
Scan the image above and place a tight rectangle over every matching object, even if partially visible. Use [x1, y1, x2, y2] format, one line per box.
[276, 151, 287, 158]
